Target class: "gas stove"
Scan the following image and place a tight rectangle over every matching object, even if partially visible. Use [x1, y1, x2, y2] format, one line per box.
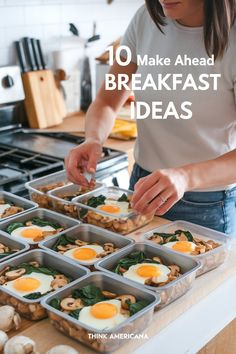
[0, 65, 129, 196]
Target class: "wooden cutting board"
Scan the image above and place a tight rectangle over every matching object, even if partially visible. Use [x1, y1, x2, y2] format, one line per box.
[22, 70, 66, 129]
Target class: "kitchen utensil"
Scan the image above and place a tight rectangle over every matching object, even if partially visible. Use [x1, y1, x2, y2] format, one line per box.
[36, 39, 47, 70]
[23, 37, 37, 71]
[15, 42, 28, 73]
[31, 38, 43, 70]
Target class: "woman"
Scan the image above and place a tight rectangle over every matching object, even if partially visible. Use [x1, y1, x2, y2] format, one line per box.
[65, 0, 236, 236]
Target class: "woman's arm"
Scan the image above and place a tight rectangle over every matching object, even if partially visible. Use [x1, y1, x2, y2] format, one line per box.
[132, 149, 236, 216]
[65, 59, 137, 185]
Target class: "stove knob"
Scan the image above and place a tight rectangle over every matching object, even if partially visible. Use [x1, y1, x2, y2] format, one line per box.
[2, 75, 14, 88]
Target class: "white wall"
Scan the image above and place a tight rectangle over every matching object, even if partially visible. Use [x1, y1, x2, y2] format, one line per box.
[0, 0, 143, 67]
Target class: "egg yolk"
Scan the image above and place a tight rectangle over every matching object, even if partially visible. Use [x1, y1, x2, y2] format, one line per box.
[172, 241, 193, 253]
[91, 303, 117, 319]
[21, 228, 43, 239]
[13, 277, 40, 292]
[137, 265, 161, 278]
[98, 205, 120, 214]
[73, 248, 97, 260]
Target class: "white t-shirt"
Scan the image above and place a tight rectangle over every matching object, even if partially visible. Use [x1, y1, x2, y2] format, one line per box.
[121, 5, 236, 191]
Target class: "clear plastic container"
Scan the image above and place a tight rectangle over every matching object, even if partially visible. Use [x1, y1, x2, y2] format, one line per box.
[25, 170, 69, 210]
[142, 220, 230, 276]
[39, 224, 134, 269]
[0, 231, 30, 262]
[48, 182, 104, 219]
[0, 191, 37, 222]
[95, 242, 200, 308]
[41, 272, 160, 353]
[0, 208, 80, 247]
[0, 249, 89, 320]
[73, 186, 154, 235]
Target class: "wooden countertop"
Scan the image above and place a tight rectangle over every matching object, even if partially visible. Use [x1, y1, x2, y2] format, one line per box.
[44, 112, 135, 172]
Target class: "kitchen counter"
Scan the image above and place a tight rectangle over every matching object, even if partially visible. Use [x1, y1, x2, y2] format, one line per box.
[29, 113, 236, 353]
[8, 219, 236, 353]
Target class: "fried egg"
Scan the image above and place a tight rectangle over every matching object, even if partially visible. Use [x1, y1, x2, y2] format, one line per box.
[63, 245, 104, 264]
[123, 263, 170, 284]
[0, 204, 11, 217]
[79, 299, 128, 330]
[163, 241, 196, 254]
[96, 199, 129, 215]
[11, 225, 55, 242]
[3, 272, 54, 296]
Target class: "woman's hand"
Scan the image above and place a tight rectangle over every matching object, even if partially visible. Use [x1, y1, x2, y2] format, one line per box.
[131, 168, 189, 216]
[65, 138, 102, 186]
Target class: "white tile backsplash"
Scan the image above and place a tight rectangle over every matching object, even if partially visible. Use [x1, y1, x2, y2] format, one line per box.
[1, 0, 143, 66]
[0, 0, 143, 94]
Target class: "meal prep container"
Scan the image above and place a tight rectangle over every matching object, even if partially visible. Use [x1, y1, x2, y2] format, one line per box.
[41, 272, 160, 353]
[48, 182, 104, 218]
[0, 191, 38, 222]
[0, 249, 89, 320]
[142, 220, 230, 276]
[0, 231, 30, 262]
[95, 243, 201, 308]
[25, 170, 69, 209]
[0, 208, 81, 247]
[39, 224, 134, 268]
[73, 186, 154, 235]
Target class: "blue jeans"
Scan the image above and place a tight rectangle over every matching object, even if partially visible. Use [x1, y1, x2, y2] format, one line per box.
[130, 163, 236, 236]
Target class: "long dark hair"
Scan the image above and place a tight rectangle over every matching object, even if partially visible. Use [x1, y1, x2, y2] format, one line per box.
[145, 0, 236, 59]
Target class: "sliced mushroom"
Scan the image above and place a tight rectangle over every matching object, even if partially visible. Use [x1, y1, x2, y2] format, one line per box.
[1, 206, 24, 218]
[29, 261, 40, 268]
[51, 275, 68, 290]
[96, 250, 113, 258]
[0, 266, 10, 277]
[150, 234, 163, 244]
[168, 265, 180, 276]
[153, 256, 162, 263]
[60, 298, 83, 311]
[176, 232, 188, 241]
[74, 239, 88, 247]
[25, 221, 33, 226]
[103, 243, 115, 252]
[120, 308, 130, 316]
[5, 268, 26, 280]
[102, 291, 117, 299]
[0, 276, 6, 285]
[115, 295, 136, 309]
[119, 267, 127, 274]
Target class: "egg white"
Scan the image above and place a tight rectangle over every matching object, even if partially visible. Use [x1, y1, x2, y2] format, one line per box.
[79, 299, 128, 330]
[11, 225, 55, 242]
[0, 204, 11, 217]
[163, 241, 196, 254]
[123, 263, 170, 285]
[63, 245, 104, 264]
[3, 272, 54, 296]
